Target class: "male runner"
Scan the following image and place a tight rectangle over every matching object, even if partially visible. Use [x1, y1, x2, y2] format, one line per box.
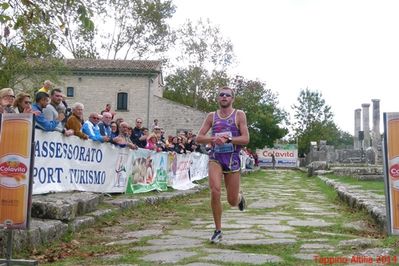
[196, 86, 250, 243]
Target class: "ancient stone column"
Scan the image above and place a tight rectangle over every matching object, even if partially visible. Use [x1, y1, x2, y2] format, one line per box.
[372, 99, 381, 164]
[372, 99, 381, 149]
[362, 103, 371, 149]
[354, 108, 361, 149]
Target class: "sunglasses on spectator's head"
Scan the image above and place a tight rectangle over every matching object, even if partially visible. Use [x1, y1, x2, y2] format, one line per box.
[219, 92, 232, 97]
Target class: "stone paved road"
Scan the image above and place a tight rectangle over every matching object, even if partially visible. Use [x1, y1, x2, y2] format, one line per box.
[42, 170, 395, 266]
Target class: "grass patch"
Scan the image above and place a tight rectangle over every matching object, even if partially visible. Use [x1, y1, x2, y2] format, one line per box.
[324, 173, 385, 194]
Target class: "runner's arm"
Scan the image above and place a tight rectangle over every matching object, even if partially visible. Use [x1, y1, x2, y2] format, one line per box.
[196, 113, 216, 144]
[229, 110, 249, 145]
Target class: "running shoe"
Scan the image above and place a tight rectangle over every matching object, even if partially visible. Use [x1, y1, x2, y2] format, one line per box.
[210, 230, 222, 243]
[238, 193, 246, 211]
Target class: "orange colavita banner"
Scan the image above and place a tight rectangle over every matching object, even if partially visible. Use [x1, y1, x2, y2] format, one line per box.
[388, 118, 399, 229]
[0, 114, 33, 229]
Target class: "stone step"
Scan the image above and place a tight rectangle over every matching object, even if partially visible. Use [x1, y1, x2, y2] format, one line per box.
[331, 166, 383, 176]
[0, 184, 209, 256]
[0, 207, 118, 256]
[31, 192, 104, 221]
[353, 174, 384, 181]
[318, 176, 387, 232]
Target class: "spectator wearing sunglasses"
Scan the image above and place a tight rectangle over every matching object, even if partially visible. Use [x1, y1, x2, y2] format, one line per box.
[110, 121, 119, 139]
[131, 118, 147, 148]
[82, 112, 110, 142]
[13, 92, 38, 115]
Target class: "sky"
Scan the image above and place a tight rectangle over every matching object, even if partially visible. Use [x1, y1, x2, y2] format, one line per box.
[170, 0, 399, 134]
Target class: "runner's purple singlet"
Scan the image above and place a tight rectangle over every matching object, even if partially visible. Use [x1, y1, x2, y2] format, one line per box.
[209, 109, 241, 173]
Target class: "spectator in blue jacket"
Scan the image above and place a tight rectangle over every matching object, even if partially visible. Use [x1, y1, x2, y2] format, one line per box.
[32, 92, 64, 131]
[82, 112, 110, 143]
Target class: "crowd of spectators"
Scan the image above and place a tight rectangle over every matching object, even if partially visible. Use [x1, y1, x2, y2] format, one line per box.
[0, 82, 209, 155]
[1, 83, 262, 165]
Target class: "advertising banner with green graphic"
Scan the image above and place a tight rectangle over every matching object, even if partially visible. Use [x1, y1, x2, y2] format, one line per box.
[125, 149, 168, 194]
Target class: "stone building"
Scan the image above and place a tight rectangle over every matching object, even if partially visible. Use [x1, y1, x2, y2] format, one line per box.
[58, 59, 206, 136]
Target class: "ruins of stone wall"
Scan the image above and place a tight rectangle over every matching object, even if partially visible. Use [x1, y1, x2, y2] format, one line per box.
[335, 149, 364, 164]
[307, 146, 379, 165]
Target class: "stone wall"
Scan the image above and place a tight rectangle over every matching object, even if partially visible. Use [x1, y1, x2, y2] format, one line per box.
[306, 145, 336, 164]
[306, 147, 382, 168]
[16, 59, 205, 136]
[152, 96, 207, 136]
[61, 75, 158, 128]
[57, 75, 205, 135]
[335, 149, 363, 163]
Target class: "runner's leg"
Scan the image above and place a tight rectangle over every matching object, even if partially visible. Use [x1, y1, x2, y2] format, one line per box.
[209, 161, 223, 230]
[224, 171, 241, 207]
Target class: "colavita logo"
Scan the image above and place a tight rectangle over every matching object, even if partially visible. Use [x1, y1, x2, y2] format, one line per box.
[0, 161, 27, 175]
[390, 164, 399, 178]
[262, 151, 295, 157]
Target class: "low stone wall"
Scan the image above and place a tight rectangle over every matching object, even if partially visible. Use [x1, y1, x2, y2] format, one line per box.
[317, 176, 387, 232]
[0, 186, 208, 256]
[307, 162, 384, 181]
[331, 166, 384, 181]
[331, 166, 383, 176]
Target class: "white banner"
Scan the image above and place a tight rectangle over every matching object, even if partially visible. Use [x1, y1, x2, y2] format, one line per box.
[33, 130, 208, 194]
[189, 152, 209, 181]
[257, 148, 298, 168]
[33, 130, 131, 194]
[171, 153, 196, 190]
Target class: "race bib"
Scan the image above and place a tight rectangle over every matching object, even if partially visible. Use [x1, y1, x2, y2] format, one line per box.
[214, 132, 234, 153]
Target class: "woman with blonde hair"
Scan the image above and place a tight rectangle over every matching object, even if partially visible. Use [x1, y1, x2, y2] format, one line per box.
[145, 133, 159, 151]
[13, 92, 33, 113]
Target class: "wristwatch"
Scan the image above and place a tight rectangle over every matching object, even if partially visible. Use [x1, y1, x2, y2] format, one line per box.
[226, 136, 232, 143]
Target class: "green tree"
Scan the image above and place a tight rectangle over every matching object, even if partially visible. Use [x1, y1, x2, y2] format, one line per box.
[100, 0, 175, 60]
[232, 77, 288, 149]
[166, 19, 235, 108]
[0, 0, 96, 88]
[164, 67, 229, 112]
[292, 88, 333, 134]
[0, 0, 175, 88]
[334, 129, 353, 149]
[291, 88, 352, 154]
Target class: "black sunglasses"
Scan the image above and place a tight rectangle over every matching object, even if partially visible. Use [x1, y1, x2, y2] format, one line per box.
[219, 92, 232, 97]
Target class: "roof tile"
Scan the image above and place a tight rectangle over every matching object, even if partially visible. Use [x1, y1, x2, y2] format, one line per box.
[64, 59, 162, 71]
